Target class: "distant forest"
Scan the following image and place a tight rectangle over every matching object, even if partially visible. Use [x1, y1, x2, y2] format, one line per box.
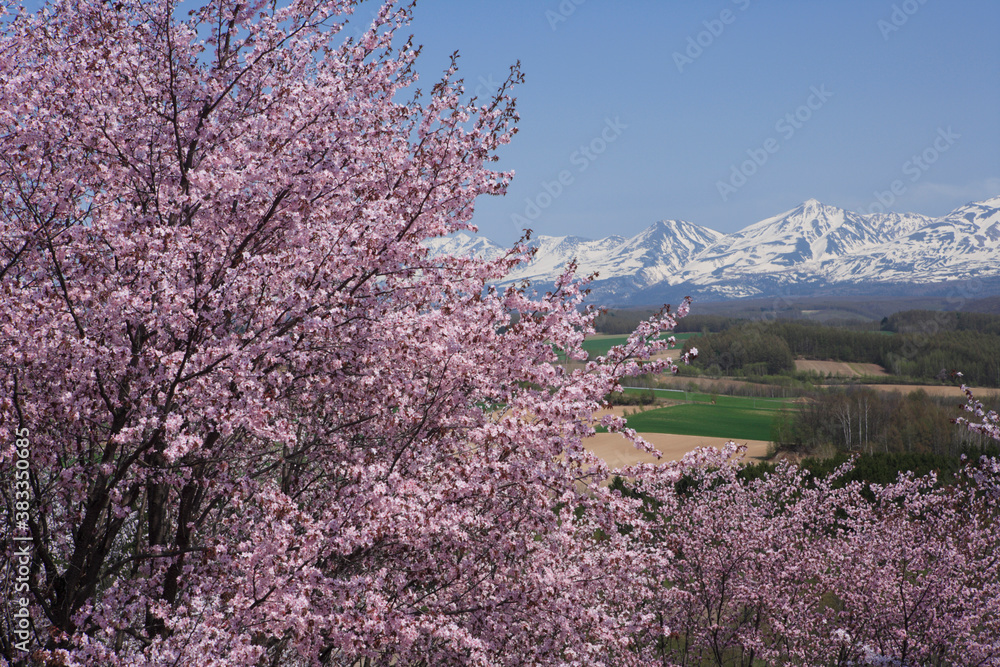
[774, 386, 998, 457]
[594, 297, 1000, 332]
[595, 308, 1000, 388]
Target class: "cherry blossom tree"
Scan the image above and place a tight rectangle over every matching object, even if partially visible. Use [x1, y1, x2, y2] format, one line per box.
[0, 0, 693, 664]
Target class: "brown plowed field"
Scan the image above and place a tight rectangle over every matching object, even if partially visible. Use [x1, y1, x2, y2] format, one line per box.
[585, 432, 770, 469]
[794, 359, 888, 376]
[587, 406, 768, 469]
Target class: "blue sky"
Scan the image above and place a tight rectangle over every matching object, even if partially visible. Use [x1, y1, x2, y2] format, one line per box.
[14, 0, 998, 245]
[377, 0, 1000, 245]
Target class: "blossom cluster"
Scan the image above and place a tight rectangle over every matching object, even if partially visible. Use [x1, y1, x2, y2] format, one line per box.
[620, 444, 1000, 665]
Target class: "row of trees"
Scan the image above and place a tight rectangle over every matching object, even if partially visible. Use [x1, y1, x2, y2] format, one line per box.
[1, 1, 999, 664]
[681, 323, 795, 376]
[680, 319, 1000, 386]
[775, 386, 1000, 456]
[595, 311, 734, 335]
[883, 309, 1000, 336]
[597, 308, 1000, 338]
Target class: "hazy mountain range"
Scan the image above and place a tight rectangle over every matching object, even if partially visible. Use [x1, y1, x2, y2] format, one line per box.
[425, 197, 1000, 305]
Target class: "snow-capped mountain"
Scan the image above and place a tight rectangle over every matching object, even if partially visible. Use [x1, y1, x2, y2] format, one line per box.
[501, 219, 722, 288]
[827, 197, 1000, 284]
[675, 199, 937, 294]
[425, 198, 1000, 303]
[678, 200, 879, 279]
[423, 232, 507, 262]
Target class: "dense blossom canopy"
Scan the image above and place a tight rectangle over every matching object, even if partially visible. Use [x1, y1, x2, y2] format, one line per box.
[0, 0, 692, 663]
[1, 0, 998, 665]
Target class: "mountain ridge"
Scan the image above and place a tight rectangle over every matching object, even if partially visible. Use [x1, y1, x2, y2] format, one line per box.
[426, 198, 1000, 304]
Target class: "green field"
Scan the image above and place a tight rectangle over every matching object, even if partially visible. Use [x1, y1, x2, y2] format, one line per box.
[582, 332, 702, 359]
[620, 390, 796, 441]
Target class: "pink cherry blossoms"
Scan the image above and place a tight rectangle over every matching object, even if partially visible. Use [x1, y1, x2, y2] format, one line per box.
[0, 0, 689, 662]
[620, 444, 1000, 665]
